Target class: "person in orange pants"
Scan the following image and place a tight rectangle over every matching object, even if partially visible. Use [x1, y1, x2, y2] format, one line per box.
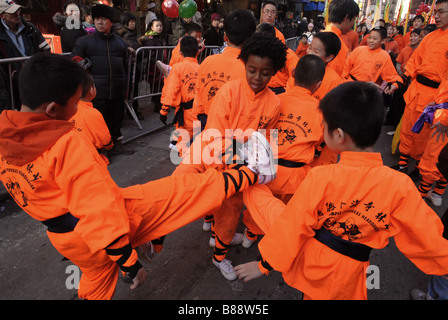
[417, 70, 448, 207]
[234, 81, 448, 300]
[160, 36, 199, 156]
[0, 52, 276, 300]
[394, 1, 448, 177]
[172, 33, 287, 281]
[324, 0, 360, 77]
[242, 55, 326, 248]
[192, 9, 257, 231]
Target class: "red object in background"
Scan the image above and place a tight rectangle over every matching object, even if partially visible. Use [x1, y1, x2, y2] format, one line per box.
[162, 0, 179, 18]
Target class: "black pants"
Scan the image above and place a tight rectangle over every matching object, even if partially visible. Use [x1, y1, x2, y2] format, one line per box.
[92, 97, 125, 141]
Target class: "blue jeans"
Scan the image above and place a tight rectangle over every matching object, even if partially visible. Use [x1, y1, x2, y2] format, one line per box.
[428, 275, 448, 300]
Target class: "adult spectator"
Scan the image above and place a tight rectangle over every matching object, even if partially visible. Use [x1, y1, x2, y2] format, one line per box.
[260, 1, 285, 43]
[58, 1, 87, 53]
[71, 4, 133, 156]
[0, 0, 50, 110]
[81, 4, 95, 33]
[203, 13, 223, 46]
[145, 2, 157, 31]
[112, 0, 124, 24]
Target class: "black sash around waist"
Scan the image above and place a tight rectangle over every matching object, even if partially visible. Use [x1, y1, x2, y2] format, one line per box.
[416, 74, 440, 89]
[42, 212, 79, 233]
[314, 228, 372, 262]
[173, 99, 193, 126]
[277, 158, 306, 168]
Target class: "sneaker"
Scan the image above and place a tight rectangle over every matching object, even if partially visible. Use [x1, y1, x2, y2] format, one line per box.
[202, 221, 212, 232]
[109, 141, 135, 156]
[410, 288, 429, 300]
[247, 131, 276, 184]
[390, 164, 407, 173]
[426, 191, 442, 207]
[209, 232, 243, 248]
[242, 228, 256, 248]
[212, 258, 237, 280]
[156, 60, 169, 78]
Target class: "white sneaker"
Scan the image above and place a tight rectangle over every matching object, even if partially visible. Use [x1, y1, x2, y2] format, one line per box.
[202, 221, 212, 232]
[209, 232, 243, 248]
[212, 258, 237, 280]
[426, 191, 442, 207]
[156, 60, 169, 78]
[247, 131, 276, 184]
[242, 228, 255, 248]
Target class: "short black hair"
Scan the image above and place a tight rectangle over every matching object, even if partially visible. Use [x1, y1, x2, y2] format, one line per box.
[411, 28, 422, 36]
[262, 1, 277, 10]
[294, 55, 326, 89]
[312, 31, 341, 58]
[370, 26, 387, 40]
[238, 33, 287, 73]
[394, 25, 403, 35]
[185, 22, 203, 35]
[255, 22, 276, 37]
[180, 35, 199, 58]
[413, 14, 425, 23]
[224, 9, 257, 46]
[63, 0, 80, 12]
[120, 12, 136, 27]
[319, 82, 384, 148]
[81, 73, 94, 98]
[19, 53, 86, 110]
[328, 0, 360, 24]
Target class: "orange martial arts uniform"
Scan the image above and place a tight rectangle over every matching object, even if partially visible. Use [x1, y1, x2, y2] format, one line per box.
[0, 110, 259, 300]
[70, 100, 113, 166]
[275, 27, 285, 44]
[169, 42, 182, 66]
[342, 46, 403, 85]
[417, 72, 448, 198]
[243, 151, 448, 300]
[160, 57, 199, 154]
[174, 78, 281, 262]
[398, 27, 448, 169]
[396, 45, 416, 74]
[268, 47, 299, 94]
[193, 46, 246, 118]
[341, 29, 359, 53]
[325, 24, 349, 77]
[384, 38, 400, 57]
[295, 41, 309, 58]
[393, 33, 404, 51]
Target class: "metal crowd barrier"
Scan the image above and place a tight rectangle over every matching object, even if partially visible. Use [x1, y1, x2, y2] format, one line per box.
[285, 36, 299, 52]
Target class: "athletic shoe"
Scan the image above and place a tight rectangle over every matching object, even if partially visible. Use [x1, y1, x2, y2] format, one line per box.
[202, 221, 212, 232]
[212, 258, 237, 281]
[242, 228, 256, 248]
[247, 131, 276, 184]
[156, 60, 169, 78]
[209, 232, 243, 248]
[426, 191, 442, 207]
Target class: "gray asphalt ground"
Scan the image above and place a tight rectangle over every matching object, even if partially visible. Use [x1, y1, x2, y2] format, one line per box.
[0, 95, 446, 304]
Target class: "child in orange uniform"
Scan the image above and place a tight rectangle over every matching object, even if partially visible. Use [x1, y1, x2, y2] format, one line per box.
[242, 55, 326, 248]
[173, 34, 287, 281]
[234, 81, 448, 300]
[295, 34, 309, 58]
[342, 26, 403, 91]
[70, 72, 113, 166]
[160, 36, 199, 155]
[0, 53, 276, 300]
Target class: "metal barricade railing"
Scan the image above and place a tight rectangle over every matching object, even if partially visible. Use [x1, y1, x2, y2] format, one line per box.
[124, 45, 219, 136]
[285, 36, 299, 52]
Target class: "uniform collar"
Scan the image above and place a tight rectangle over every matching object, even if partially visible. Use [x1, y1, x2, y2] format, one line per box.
[339, 151, 383, 166]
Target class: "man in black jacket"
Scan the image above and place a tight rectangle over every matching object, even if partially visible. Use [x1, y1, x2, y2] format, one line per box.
[0, 0, 50, 110]
[71, 4, 134, 156]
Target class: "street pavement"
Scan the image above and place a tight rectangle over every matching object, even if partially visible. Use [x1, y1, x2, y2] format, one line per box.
[0, 96, 446, 301]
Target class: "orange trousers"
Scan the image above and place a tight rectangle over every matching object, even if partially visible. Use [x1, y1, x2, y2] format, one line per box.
[399, 107, 431, 161]
[47, 167, 254, 300]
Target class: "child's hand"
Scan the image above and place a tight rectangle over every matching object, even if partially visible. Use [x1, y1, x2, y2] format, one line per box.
[384, 84, 397, 95]
[130, 267, 147, 290]
[234, 261, 264, 282]
[431, 121, 448, 142]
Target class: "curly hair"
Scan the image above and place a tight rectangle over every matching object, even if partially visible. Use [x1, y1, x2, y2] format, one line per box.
[238, 33, 287, 73]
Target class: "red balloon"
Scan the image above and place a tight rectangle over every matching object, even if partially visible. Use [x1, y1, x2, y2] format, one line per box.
[162, 0, 179, 18]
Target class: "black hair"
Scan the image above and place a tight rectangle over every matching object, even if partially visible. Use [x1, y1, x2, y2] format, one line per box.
[81, 4, 91, 16]
[238, 33, 287, 73]
[411, 28, 421, 36]
[149, 19, 162, 28]
[19, 53, 86, 110]
[328, 0, 360, 24]
[370, 26, 387, 40]
[255, 22, 276, 37]
[120, 12, 136, 27]
[319, 82, 384, 148]
[223, 9, 257, 46]
[312, 32, 341, 58]
[180, 35, 199, 58]
[294, 55, 326, 89]
[394, 25, 403, 35]
[81, 73, 94, 98]
[185, 22, 203, 35]
[262, 1, 277, 10]
[63, 0, 80, 12]
[413, 14, 425, 23]
[300, 33, 308, 40]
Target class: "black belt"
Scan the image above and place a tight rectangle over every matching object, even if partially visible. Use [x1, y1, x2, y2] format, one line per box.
[314, 227, 372, 262]
[278, 158, 306, 168]
[42, 212, 79, 233]
[173, 99, 193, 127]
[416, 74, 440, 89]
[350, 74, 358, 81]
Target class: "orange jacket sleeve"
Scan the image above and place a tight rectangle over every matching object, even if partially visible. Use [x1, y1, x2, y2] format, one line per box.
[160, 63, 183, 115]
